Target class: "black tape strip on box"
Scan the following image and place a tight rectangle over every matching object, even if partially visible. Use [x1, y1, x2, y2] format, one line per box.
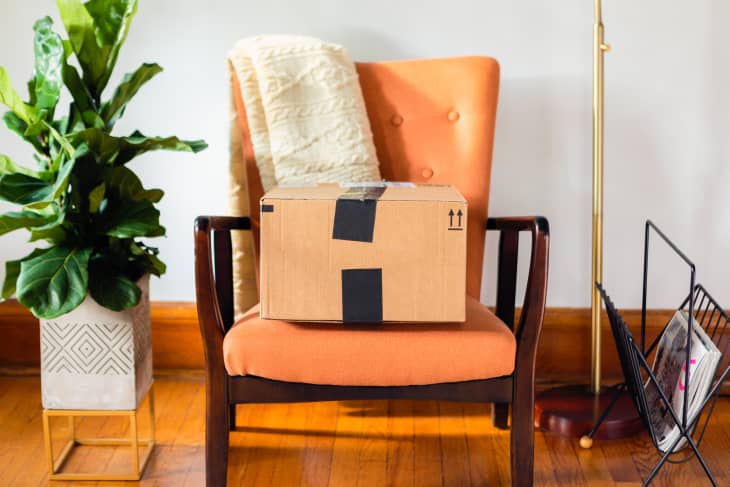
[341, 268, 383, 323]
[332, 186, 386, 242]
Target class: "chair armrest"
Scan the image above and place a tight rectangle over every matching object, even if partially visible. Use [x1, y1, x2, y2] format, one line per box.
[195, 216, 252, 232]
[194, 216, 252, 370]
[486, 216, 550, 367]
[486, 215, 549, 234]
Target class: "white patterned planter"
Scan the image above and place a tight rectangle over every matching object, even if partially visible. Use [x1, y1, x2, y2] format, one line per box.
[40, 276, 152, 410]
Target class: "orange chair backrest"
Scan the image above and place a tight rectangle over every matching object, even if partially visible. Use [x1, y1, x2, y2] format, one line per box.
[233, 56, 500, 299]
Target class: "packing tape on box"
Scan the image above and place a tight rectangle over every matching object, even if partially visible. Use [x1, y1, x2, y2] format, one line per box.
[332, 186, 386, 243]
[332, 186, 385, 322]
[341, 268, 383, 322]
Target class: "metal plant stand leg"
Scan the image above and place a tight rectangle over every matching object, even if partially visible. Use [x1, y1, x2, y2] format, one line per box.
[42, 385, 156, 481]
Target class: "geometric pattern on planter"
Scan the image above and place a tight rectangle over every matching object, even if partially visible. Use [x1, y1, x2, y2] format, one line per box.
[40, 275, 152, 410]
[41, 322, 133, 375]
[131, 288, 151, 371]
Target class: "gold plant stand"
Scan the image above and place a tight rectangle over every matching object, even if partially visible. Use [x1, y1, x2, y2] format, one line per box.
[42, 385, 155, 481]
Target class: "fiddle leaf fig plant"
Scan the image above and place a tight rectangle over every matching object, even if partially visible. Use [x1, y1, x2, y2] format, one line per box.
[0, 0, 206, 319]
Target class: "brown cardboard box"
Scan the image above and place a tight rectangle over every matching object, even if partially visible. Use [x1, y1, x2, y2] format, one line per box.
[259, 183, 467, 323]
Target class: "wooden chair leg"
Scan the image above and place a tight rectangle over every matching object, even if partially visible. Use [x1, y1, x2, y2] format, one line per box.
[205, 374, 229, 487]
[510, 374, 535, 487]
[229, 404, 237, 431]
[492, 402, 510, 430]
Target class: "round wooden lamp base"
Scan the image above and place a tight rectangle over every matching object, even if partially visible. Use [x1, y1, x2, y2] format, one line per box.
[535, 385, 643, 440]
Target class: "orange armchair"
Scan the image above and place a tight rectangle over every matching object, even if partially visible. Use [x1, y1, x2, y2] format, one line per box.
[195, 57, 549, 486]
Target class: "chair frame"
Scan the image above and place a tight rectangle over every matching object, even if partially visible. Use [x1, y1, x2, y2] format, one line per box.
[194, 214, 549, 487]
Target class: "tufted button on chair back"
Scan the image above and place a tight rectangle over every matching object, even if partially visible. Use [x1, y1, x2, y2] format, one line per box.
[234, 56, 500, 299]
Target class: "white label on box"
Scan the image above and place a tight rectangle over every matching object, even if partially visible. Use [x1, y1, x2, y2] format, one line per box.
[277, 182, 318, 188]
[384, 181, 417, 188]
[339, 181, 416, 188]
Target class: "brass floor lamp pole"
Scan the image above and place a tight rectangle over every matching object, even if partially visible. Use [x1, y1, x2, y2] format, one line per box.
[591, 0, 608, 396]
[534, 0, 642, 440]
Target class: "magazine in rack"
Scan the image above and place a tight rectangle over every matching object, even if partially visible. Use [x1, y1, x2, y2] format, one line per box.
[646, 310, 722, 452]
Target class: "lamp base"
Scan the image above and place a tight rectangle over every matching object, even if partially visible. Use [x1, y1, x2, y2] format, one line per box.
[535, 384, 643, 440]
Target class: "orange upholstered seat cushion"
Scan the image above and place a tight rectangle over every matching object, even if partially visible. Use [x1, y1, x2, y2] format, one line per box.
[223, 296, 516, 386]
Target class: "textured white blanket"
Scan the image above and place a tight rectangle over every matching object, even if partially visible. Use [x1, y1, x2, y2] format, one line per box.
[228, 36, 381, 192]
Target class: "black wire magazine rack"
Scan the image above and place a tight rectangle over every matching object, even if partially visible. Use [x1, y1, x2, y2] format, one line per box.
[590, 220, 730, 486]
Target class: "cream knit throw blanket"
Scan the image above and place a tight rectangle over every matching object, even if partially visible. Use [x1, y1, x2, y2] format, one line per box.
[228, 36, 381, 191]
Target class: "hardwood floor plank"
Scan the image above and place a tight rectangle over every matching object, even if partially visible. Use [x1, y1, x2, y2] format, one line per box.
[463, 402, 500, 487]
[355, 399, 389, 487]
[181, 446, 205, 487]
[386, 400, 415, 487]
[575, 438, 617, 487]
[5, 395, 45, 486]
[598, 438, 643, 484]
[149, 380, 199, 486]
[300, 401, 339, 487]
[1, 376, 729, 486]
[228, 402, 255, 485]
[413, 400, 443, 487]
[438, 401, 471, 487]
[328, 400, 367, 487]
[239, 402, 290, 487]
[270, 402, 309, 487]
[533, 431, 560, 487]
[542, 434, 587, 486]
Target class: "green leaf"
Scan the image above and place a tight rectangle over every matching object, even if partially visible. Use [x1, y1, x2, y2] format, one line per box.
[2, 248, 48, 301]
[32, 17, 64, 110]
[43, 120, 76, 157]
[0, 67, 39, 125]
[3, 110, 26, 135]
[101, 63, 161, 128]
[1, 259, 21, 301]
[122, 130, 208, 162]
[85, 0, 138, 91]
[103, 198, 163, 238]
[28, 205, 66, 243]
[61, 63, 104, 130]
[129, 241, 165, 276]
[104, 166, 162, 202]
[0, 145, 80, 209]
[56, 0, 138, 99]
[0, 173, 52, 205]
[24, 153, 78, 210]
[16, 246, 91, 318]
[88, 264, 140, 311]
[29, 223, 67, 243]
[0, 210, 50, 236]
[3, 112, 46, 154]
[71, 128, 207, 165]
[56, 0, 103, 97]
[145, 252, 165, 276]
[62, 62, 98, 117]
[26, 77, 38, 107]
[68, 128, 120, 163]
[0, 154, 43, 178]
[88, 182, 105, 213]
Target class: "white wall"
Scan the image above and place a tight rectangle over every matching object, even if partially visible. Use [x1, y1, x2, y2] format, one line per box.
[1, 1, 729, 308]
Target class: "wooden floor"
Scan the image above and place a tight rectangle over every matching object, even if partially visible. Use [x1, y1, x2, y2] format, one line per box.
[2, 376, 729, 486]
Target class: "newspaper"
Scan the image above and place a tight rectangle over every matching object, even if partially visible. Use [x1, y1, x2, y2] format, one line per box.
[645, 310, 721, 452]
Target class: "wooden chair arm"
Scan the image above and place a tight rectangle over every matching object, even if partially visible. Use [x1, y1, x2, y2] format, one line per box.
[486, 216, 550, 357]
[195, 216, 252, 232]
[194, 216, 252, 369]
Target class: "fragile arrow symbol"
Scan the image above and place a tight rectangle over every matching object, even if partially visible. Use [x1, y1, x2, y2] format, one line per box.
[449, 209, 454, 227]
[457, 209, 463, 227]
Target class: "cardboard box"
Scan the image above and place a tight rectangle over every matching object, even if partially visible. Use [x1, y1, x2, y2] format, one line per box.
[259, 183, 467, 323]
